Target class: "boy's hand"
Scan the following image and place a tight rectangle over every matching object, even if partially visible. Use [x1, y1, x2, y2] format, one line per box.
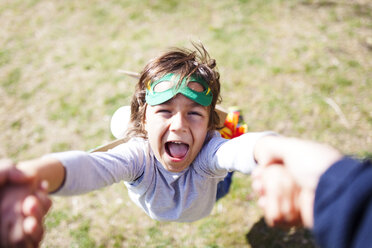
[0, 159, 52, 247]
[253, 165, 302, 228]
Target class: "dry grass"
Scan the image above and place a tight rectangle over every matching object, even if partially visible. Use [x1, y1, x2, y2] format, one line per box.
[0, 0, 371, 247]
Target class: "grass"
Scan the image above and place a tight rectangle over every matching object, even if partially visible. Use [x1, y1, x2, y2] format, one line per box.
[0, 0, 371, 247]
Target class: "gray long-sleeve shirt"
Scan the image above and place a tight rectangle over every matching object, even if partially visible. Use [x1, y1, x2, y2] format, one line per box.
[51, 131, 272, 222]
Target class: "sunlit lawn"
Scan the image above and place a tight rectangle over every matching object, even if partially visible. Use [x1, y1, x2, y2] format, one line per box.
[0, 0, 371, 247]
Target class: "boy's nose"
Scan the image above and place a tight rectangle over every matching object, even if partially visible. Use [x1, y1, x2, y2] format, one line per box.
[169, 112, 188, 132]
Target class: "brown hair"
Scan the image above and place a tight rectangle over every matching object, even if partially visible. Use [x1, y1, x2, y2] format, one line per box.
[124, 43, 222, 141]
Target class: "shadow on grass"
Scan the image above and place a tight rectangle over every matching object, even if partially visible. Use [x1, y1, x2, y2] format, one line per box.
[246, 218, 318, 248]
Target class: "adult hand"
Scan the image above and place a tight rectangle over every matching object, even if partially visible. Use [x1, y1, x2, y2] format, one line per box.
[253, 165, 315, 228]
[0, 159, 52, 247]
[253, 135, 342, 228]
[254, 135, 342, 191]
[0, 159, 33, 186]
[254, 164, 302, 228]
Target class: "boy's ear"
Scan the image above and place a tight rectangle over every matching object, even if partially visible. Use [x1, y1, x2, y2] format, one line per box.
[215, 105, 227, 128]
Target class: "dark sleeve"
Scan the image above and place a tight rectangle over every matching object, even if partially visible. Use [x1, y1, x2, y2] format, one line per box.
[314, 156, 372, 248]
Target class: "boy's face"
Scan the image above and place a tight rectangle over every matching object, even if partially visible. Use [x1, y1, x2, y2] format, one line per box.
[145, 94, 210, 172]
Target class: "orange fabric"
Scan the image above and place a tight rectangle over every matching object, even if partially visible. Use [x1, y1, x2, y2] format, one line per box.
[219, 108, 248, 139]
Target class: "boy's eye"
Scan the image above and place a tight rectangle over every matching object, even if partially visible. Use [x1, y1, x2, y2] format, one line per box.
[156, 109, 171, 114]
[189, 111, 202, 116]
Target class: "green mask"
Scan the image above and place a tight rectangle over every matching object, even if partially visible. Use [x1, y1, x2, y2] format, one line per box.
[145, 73, 213, 106]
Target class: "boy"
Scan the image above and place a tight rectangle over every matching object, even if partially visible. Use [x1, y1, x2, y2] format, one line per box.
[1, 44, 274, 243]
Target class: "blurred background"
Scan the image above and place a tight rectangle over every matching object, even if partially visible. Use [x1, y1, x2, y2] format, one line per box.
[0, 0, 371, 247]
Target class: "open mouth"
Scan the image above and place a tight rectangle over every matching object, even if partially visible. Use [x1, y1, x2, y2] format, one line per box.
[165, 141, 189, 159]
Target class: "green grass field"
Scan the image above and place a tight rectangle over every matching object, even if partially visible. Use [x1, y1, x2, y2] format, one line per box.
[1, 0, 371, 247]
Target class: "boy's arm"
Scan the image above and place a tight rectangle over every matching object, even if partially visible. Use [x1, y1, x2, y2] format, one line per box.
[16, 157, 65, 193]
[213, 132, 276, 174]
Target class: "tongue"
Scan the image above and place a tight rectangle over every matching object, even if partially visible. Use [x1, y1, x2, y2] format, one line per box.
[168, 142, 188, 158]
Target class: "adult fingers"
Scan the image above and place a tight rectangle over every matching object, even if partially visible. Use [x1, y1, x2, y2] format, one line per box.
[263, 189, 283, 227]
[298, 188, 315, 228]
[0, 194, 33, 248]
[0, 184, 41, 248]
[22, 196, 44, 222]
[22, 192, 51, 220]
[257, 165, 303, 228]
[273, 194, 302, 228]
[8, 168, 35, 185]
[252, 167, 264, 196]
[259, 168, 282, 227]
[0, 159, 35, 187]
[0, 159, 15, 186]
[261, 192, 301, 228]
[23, 216, 44, 247]
[4, 195, 45, 248]
[37, 181, 52, 212]
[21, 190, 51, 247]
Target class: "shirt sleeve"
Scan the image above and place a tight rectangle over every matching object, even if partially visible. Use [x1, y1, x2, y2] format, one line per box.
[196, 131, 276, 176]
[314, 157, 372, 248]
[48, 138, 147, 196]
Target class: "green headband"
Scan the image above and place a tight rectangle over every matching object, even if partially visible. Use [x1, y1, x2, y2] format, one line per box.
[145, 73, 213, 106]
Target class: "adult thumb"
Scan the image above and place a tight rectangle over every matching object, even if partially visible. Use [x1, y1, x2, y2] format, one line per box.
[8, 168, 35, 184]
